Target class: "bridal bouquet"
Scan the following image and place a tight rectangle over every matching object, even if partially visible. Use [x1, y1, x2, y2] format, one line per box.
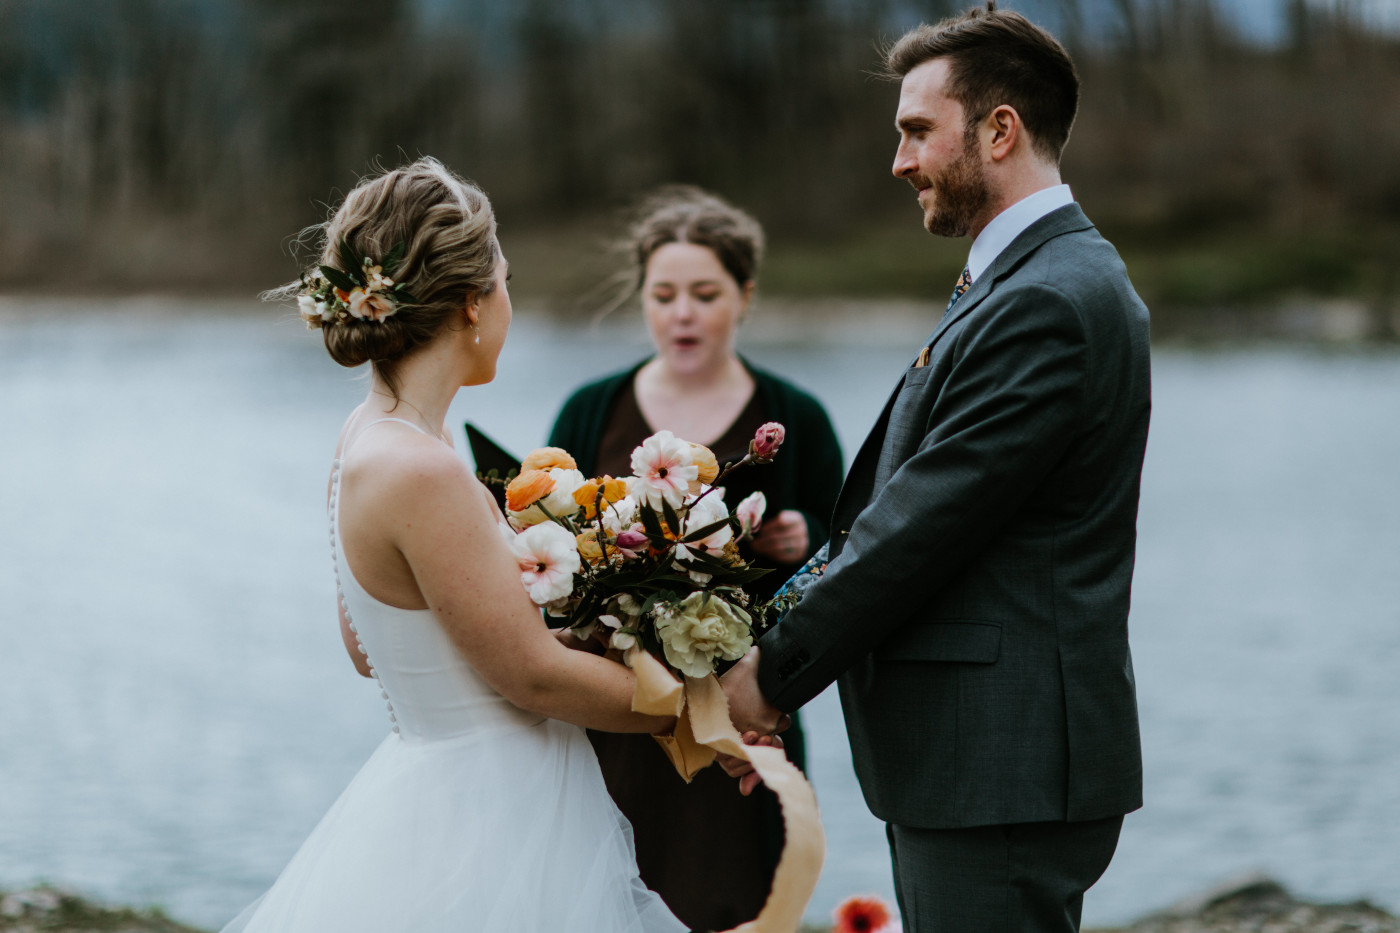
[498, 423, 786, 681]
[498, 424, 827, 930]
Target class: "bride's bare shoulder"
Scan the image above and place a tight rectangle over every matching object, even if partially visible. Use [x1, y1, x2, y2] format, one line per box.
[343, 426, 482, 510]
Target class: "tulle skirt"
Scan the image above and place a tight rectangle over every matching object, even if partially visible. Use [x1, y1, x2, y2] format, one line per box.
[222, 719, 686, 933]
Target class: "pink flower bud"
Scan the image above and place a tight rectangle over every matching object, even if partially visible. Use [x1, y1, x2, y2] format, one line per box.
[615, 529, 649, 551]
[749, 422, 786, 462]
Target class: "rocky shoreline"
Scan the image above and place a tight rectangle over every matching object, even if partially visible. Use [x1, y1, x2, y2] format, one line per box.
[2, 877, 1396, 933]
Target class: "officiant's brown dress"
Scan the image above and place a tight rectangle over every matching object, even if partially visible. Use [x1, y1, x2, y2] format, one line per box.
[548, 359, 841, 931]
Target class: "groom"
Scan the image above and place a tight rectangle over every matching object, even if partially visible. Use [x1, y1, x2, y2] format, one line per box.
[722, 5, 1149, 932]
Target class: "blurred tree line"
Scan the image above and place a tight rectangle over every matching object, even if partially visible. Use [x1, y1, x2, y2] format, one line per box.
[0, 0, 1397, 325]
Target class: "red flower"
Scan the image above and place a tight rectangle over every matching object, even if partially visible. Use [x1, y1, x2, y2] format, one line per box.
[833, 895, 893, 933]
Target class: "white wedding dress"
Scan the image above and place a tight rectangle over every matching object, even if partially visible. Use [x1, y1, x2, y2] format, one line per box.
[223, 418, 687, 933]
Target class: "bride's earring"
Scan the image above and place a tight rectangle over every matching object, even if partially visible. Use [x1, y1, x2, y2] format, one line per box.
[473, 324, 481, 345]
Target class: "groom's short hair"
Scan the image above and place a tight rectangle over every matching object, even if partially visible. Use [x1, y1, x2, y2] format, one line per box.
[885, 2, 1079, 164]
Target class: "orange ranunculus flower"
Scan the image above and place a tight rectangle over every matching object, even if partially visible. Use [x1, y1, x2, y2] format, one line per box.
[521, 446, 577, 472]
[572, 475, 629, 519]
[505, 469, 556, 513]
[688, 443, 720, 486]
[575, 528, 606, 564]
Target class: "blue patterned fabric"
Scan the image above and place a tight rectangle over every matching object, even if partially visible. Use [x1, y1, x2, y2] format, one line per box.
[945, 265, 973, 314]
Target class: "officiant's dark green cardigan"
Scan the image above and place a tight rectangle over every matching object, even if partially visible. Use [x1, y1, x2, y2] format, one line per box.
[546, 357, 842, 930]
[547, 358, 843, 561]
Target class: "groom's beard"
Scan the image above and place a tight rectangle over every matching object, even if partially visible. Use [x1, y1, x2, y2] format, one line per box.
[921, 131, 989, 239]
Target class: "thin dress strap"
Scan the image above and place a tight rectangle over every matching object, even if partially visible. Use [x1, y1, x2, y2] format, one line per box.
[339, 416, 436, 460]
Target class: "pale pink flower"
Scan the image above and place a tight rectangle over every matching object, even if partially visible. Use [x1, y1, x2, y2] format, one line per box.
[749, 422, 786, 463]
[347, 286, 396, 322]
[630, 430, 698, 511]
[508, 521, 580, 605]
[734, 491, 766, 538]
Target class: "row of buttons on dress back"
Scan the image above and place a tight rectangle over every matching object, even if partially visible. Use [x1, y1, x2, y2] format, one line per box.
[330, 459, 400, 736]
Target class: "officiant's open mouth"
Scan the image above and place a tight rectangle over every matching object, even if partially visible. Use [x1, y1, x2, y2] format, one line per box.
[673, 337, 701, 349]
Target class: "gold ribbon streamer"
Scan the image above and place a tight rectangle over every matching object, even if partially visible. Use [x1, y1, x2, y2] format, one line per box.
[625, 647, 826, 933]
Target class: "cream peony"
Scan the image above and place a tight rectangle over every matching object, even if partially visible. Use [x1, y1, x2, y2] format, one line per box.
[508, 521, 580, 605]
[654, 592, 753, 679]
[630, 430, 698, 511]
[673, 487, 733, 563]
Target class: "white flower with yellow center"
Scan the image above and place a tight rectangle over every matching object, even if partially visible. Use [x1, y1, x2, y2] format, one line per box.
[508, 521, 580, 605]
[630, 430, 698, 511]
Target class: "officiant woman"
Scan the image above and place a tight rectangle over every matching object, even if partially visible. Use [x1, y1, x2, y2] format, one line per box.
[547, 186, 842, 930]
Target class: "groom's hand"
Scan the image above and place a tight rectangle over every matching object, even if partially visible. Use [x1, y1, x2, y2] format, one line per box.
[721, 646, 789, 736]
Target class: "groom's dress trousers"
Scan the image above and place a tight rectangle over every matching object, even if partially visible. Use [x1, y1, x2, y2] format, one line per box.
[758, 200, 1150, 931]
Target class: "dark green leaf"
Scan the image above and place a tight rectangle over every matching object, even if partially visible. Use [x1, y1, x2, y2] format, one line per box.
[337, 239, 365, 284]
[717, 566, 775, 585]
[660, 499, 682, 536]
[319, 265, 357, 293]
[677, 549, 732, 572]
[644, 574, 699, 587]
[679, 516, 733, 544]
[382, 241, 406, 274]
[638, 506, 665, 539]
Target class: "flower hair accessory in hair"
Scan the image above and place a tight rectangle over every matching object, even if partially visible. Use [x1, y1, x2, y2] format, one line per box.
[297, 239, 419, 328]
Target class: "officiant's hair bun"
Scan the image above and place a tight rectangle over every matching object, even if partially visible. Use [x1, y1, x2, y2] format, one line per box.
[286, 157, 499, 393]
[627, 186, 765, 290]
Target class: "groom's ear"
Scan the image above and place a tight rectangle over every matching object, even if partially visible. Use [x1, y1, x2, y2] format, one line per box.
[984, 104, 1023, 162]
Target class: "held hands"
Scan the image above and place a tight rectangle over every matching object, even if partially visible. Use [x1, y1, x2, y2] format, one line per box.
[718, 647, 792, 795]
[725, 732, 783, 796]
[750, 510, 809, 565]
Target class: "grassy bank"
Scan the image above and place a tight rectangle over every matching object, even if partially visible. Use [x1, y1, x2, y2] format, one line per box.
[500, 219, 1400, 345]
[4, 879, 1397, 933]
[4, 214, 1398, 346]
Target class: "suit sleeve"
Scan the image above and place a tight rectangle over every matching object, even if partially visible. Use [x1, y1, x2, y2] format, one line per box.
[758, 284, 1089, 711]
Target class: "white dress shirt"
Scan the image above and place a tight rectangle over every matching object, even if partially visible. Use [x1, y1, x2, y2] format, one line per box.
[965, 184, 1074, 283]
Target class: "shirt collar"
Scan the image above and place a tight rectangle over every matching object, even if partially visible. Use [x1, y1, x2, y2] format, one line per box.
[965, 184, 1074, 282]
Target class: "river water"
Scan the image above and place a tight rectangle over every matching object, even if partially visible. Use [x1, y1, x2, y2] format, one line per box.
[1, 297, 1397, 929]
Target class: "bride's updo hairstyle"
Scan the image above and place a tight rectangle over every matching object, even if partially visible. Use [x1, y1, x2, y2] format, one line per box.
[286, 157, 499, 395]
[626, 186, 765, 291]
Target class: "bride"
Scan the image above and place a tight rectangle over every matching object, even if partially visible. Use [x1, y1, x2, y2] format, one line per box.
[225, 158, 689, 932]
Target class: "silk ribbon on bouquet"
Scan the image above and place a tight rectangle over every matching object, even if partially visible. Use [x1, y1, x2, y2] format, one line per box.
[625, 646, 825, 933]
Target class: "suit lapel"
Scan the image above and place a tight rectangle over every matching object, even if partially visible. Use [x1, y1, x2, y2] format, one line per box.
[830, 204, 1098, 540]
[922, 203, 1095, 354]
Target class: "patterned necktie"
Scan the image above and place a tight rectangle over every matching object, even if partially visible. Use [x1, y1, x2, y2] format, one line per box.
[945, 265, 973, 314]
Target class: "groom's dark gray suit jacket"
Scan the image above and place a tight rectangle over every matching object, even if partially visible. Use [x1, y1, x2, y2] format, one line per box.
[757, 203, 1149, 830]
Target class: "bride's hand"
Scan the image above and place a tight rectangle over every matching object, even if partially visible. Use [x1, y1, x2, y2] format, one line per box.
[717, 732, 784, 796]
